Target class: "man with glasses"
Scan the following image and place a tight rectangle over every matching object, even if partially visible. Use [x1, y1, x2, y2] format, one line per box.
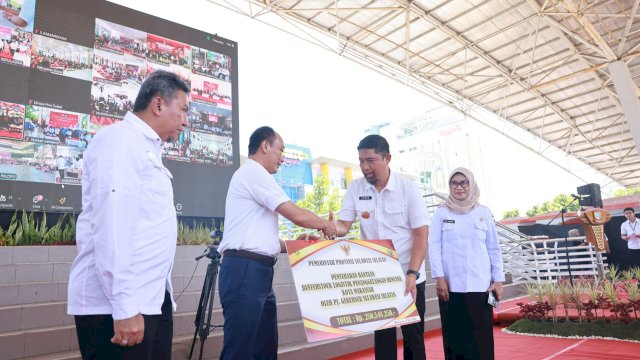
[333, 134, 429, 360]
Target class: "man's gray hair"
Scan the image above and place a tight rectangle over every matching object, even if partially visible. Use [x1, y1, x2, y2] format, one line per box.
[133, 70, 189, 112]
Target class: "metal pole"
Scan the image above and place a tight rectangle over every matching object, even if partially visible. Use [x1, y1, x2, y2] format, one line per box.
[560, 208, 574, 286]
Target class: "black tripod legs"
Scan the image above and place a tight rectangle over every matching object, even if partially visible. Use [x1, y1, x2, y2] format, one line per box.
[188, 248, 222, 360]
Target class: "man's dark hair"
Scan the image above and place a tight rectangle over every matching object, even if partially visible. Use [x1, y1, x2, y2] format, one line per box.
[248, 126, 276, 155]
[133, 70, 190, 112]
[357, 134, 389, 156]
[624, 207, 635, 213]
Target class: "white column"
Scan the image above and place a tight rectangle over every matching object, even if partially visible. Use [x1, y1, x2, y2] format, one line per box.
[608, 60, 640, 155]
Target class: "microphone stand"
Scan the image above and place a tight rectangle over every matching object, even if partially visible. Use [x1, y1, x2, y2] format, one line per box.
[546, 196, 579, 286]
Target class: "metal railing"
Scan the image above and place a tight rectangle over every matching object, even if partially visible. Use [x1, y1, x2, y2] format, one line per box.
[424, 192, 447, 218]
[495, 222, 606, 283]
[517, 236, 606, 283]
[495, 223, 539, 283]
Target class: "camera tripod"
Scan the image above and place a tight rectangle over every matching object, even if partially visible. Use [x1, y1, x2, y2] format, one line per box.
[188, 244, 223, 360]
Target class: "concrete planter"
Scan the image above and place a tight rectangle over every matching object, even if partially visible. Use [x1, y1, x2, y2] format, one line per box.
[0, 245, 209, 360]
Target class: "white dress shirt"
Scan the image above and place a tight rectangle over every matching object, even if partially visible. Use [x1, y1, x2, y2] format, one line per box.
[68, 112, 177, 320]
[428, 205, 504, 293]
[338, 172, 429, 284]
[218, 159, 290, 257]
[621, 218, 640, 249]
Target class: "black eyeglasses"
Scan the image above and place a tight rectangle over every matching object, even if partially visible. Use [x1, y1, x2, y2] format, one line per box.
[449, 180, 470, 189]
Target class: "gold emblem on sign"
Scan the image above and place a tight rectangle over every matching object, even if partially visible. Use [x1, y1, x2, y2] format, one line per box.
[594, 211, 602, 222]
[361, 211, 370, 219]
[340, 243, 351, 256]
[581, 208, 612, 252]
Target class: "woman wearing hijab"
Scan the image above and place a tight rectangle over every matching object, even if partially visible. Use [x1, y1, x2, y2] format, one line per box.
[428, 167, 504, 360]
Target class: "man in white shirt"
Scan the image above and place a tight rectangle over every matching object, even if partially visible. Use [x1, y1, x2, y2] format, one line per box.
[67, 70, 190, 359]
[76, 154, 83, 178]
[621, 207, 640, 267]
[56, 155, 66, 183]
[217, 126, 336, 359]
[334, 134, 429, 360]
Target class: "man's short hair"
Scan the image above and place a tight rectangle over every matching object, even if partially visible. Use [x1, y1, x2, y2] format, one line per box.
[357, 134, 389, 156]
[133, 70, 190, 112]
[248, 126, 276, 155]
[624, 207, 635, 213]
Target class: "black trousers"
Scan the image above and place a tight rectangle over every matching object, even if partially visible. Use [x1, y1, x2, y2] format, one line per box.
[629, 248, 640, 268]
[218, 254, 278, 360]
[438, 292, 494, 360]
[74, 291, 173, 360]
[374, 281, 426, 360]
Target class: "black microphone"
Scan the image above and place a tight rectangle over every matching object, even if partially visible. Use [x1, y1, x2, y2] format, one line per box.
[571, 194, 580, 199]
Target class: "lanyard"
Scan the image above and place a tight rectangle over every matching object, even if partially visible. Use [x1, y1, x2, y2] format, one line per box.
[631, 220, 637, 232]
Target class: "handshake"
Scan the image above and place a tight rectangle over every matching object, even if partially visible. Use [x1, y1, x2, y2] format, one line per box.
[297, 211, 339, 241]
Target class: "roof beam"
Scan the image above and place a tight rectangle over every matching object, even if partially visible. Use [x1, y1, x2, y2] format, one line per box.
[278, 6, 404, 13]
[617, 0, 640, 55]
[541, 12, 640, 18]
[407, 0, 618, 162]
[436, 12, 536, 60]
[563, 1, 617, 60]
[530, 51, 640, 91]
[225, 0, 634, 186]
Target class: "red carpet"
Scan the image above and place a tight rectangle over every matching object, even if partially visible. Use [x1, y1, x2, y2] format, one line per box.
[332, 325, 640, 359]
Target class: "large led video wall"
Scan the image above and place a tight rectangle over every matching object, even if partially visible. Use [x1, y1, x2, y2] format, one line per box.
[0, 0, 239, 217]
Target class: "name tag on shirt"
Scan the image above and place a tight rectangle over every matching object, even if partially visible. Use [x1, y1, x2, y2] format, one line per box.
[359, 196, 372, 200]
[443, 219, 455, 224]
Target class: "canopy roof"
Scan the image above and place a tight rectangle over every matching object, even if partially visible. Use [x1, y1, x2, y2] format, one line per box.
[209, 0, 640, 186]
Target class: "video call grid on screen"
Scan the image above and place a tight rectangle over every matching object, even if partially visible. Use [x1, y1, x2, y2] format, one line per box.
[0, 0, 239, 217]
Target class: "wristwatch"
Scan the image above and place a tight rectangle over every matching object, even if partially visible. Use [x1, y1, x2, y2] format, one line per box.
[406, 269, 420, 279]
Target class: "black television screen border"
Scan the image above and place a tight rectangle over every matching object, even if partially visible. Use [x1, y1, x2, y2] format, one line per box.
[0, 0, 239, 217]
